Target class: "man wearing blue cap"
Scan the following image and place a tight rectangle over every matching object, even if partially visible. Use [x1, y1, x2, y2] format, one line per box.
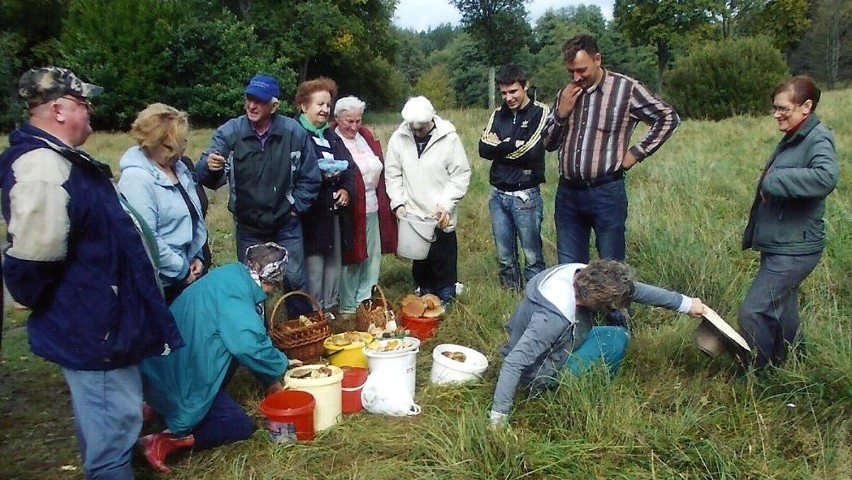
[198, 74, 321, 302]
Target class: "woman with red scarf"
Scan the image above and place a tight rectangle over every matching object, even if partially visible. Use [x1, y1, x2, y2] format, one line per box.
[738, 76, 839, 371]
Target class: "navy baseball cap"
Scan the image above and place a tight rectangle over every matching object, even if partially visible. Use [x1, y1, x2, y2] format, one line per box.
[244, 74, 280, 102]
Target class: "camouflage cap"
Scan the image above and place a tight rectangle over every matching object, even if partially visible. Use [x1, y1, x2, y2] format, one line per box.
[18, 66, 103, 108]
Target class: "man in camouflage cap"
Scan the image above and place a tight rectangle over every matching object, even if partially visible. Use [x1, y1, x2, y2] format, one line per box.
[0, 67, 184, 478]
[18, 65, 104, 110]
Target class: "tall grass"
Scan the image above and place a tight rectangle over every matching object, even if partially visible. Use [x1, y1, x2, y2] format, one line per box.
[0, 91, 849, 479]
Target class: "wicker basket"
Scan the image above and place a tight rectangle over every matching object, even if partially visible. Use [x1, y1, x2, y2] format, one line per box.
[355, 285, 394, 332]
[267, 291, 331, 362]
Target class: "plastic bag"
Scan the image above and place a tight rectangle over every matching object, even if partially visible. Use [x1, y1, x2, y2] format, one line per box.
[360, 370, 421, 416]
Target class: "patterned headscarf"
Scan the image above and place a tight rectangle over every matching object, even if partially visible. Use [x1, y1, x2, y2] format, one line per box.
[244, 243, 288, 286]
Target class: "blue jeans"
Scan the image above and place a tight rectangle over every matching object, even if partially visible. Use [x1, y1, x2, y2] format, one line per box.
[488, 187, 545, 290]
[62, 365, 143, 480]
[738, 252, 821, 369]
[235, 215, 305, 290]
[554, 179, 628, 264]
[235, 215, 312, 315]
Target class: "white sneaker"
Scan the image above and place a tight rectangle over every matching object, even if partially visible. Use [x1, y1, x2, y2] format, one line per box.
[414, 286, 421, 295]
[455, 282, 465, 295]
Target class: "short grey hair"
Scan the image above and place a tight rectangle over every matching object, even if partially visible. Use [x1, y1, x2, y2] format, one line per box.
[334, 96, 366, 117]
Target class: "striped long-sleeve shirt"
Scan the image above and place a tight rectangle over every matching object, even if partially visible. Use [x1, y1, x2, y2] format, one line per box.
[543, 70, 680, 181]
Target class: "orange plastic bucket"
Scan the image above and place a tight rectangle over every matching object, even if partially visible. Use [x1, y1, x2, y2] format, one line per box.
[401, 313, 440, 340]
[340, 367, 369, 413]
[259, 390, 316, 443]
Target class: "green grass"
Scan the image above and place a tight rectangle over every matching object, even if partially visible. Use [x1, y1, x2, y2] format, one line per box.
[1, 91, 850, 479]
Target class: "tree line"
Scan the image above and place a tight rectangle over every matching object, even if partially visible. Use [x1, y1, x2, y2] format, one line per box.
[1, 0, 850, 130]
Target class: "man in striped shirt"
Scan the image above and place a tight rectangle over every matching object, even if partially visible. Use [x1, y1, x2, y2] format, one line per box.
[544, 34, 680, 266]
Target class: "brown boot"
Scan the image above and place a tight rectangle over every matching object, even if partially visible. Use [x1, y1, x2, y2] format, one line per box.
[137, 432, 195, 473]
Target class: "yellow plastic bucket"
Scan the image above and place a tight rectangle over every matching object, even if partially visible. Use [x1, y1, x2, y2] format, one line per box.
[284, 365, 344, 432]
[323, 332, 373, 368]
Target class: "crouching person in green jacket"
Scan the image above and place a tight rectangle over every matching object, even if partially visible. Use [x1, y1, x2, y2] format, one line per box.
[138, 243, 295, 473]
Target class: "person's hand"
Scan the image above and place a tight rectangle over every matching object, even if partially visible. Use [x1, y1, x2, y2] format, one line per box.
[621, 150, 638, 170]
[288, 358, 304, 369]
[486, 132, 501, 143]
[265, 381, 283, 396]
[395, 206, 406, 219]
[688, 298, 705, 317]
[207, 152, 226, 172]
[489, 409, 508, 428]
[556, 84, 582, 119]
[435, 206, 450, 229]
[189, 258, 204, 278]
[333, 189, 349, 207]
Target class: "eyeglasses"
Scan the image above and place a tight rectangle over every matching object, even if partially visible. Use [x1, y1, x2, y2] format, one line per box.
[61, 95, 94, 113]
[772, 104, 795, 115]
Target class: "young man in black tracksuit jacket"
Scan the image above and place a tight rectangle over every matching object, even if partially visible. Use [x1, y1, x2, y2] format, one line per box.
[479, 63, 550, 291]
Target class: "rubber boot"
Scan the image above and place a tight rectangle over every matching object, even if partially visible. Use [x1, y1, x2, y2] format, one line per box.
[137, 432, 195, 474]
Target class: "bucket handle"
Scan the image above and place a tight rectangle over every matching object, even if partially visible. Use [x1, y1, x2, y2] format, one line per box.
[411, 221, 437, 243]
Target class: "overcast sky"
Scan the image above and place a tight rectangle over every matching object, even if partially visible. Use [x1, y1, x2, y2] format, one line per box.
[393, 0, 615, 32]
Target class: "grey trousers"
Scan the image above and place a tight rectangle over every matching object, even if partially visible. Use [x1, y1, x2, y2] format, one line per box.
[738, 251, 821, 369]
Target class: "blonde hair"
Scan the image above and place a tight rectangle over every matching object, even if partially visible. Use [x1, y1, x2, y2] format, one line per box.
[574, 260, 635, 311]
[130, 103, 188, 155]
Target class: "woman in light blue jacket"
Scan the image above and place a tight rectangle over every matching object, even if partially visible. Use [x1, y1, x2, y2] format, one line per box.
[119, 103, 207, 302]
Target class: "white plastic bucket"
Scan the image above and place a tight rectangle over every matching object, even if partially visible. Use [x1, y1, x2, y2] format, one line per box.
[363, 337, 421, 398]
[397, 213, 437, 260]
[284, 365, 344, 431]
[430, 344, 489, 384]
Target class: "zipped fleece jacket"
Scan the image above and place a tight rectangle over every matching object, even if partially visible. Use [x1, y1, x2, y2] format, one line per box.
[118, 146, 207, 286]
[0, 124, 183, 370]
[141, 263, 288, 435]
[478, 99, 550, 191]
[197, 114, 321, 235]
[492, 263, 689, 414]
[742, 114, 839, 255]
[385, 116, 471, 232]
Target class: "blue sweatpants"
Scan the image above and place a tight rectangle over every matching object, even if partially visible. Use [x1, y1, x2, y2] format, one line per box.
[564, 326, 630, 378]
[185, 388, 256, 450]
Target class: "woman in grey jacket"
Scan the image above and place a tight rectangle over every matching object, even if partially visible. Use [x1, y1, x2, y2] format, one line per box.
[739, 76, 839, 370]
[490, 260, 704, 427]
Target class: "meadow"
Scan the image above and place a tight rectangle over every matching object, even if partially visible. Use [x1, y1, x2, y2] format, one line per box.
[0, 90, 850, 479]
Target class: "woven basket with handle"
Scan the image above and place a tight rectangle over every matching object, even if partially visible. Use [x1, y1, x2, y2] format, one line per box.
[267, 290, 331, 362]
[355, 285, 394, 332]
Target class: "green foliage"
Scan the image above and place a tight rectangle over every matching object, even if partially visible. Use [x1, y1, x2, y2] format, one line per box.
[446, 33, 490, 108]
[744, 0, 811, 53]
[0, 32, 26, 130]
[414, 64, 456, 110]
[614, 0, 717, 92]
[164, 14, 297, 124]
[665, 36, 788, 120]
[788, 0, 852, 86]
[395, 28, 429, 85]
[59, 0, 190, 128]
[450, 0, 532, 67]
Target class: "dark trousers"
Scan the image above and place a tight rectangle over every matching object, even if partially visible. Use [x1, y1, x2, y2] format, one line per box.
[554, 179, 628, 264]
[413, 229, 458, 303]
[738, 252, 821, 369]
